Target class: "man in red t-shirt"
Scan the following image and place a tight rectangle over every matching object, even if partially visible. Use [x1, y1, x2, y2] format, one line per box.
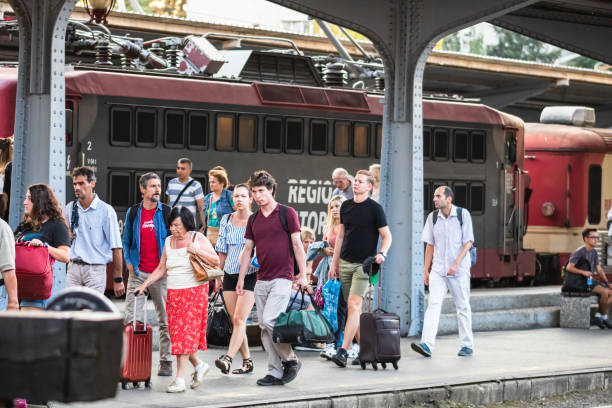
[237, 170, 309, 386]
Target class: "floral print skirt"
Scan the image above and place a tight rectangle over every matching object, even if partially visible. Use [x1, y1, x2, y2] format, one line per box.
[167, 284, 209, 355]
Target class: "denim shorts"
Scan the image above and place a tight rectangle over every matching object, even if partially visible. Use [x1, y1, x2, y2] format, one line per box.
[19, 298, 47, 308]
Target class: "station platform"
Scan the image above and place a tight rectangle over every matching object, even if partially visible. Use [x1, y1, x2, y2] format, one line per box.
[54, 326, 612, 408]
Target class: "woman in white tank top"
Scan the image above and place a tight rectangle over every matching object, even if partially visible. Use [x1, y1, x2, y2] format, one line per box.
[135, 206, 219, 393]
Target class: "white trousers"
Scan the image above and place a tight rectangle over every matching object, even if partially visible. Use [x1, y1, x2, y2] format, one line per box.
[421, 272, 473, 351]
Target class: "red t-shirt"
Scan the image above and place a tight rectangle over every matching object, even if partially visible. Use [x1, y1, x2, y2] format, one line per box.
[245, 203, 301, 281]
[139, 208, 159, 273]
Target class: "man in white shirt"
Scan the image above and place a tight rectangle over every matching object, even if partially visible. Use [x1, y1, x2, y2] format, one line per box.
[411, 186, 474, 357]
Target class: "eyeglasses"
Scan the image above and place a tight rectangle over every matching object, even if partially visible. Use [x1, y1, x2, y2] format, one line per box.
[587, 236, 599, 239]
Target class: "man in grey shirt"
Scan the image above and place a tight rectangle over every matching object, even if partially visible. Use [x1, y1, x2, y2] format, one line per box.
[64, 166, 125, 296]
[331, 168, 354, 200]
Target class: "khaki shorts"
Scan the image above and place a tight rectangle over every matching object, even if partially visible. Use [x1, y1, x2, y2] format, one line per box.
[339, 259, 369, 301]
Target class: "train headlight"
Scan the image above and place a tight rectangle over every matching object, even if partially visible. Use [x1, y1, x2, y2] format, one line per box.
[541, 202, 556, 217]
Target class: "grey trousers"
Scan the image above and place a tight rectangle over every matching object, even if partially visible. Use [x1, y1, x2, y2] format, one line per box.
[66, 262, 107, 293]
[124, 269, 172, 362]
[254, 278, 298, 379]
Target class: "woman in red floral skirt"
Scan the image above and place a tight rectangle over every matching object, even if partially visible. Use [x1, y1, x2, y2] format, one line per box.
[136, 206, 219, 393]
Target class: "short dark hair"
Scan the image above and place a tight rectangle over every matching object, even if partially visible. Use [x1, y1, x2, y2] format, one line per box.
[139, 172, 161, 189]
[582, 228, 597, 240]
[442, 186, 453, 200]
[178, 158, 192, 167]
[168, 206, 196, 232]
[71, 166, 96, 183]
[248, 170, 277, 196]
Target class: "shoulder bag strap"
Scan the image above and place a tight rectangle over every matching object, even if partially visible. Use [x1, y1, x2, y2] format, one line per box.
[172, 179, 196, 208]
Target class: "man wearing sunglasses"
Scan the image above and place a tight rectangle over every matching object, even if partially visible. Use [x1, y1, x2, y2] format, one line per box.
[565, 228, 612, 329]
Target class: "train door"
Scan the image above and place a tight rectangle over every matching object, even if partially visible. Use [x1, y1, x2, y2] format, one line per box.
[502, 129, 520, 258]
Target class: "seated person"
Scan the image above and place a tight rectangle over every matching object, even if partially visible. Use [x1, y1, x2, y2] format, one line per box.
[565, 228, 612, 329]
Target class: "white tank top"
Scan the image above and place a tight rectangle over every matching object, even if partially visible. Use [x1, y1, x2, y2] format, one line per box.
[165, 232, 205, 290]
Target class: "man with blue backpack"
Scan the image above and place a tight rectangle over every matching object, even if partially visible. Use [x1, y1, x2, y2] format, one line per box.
[411, 186, 476, 358]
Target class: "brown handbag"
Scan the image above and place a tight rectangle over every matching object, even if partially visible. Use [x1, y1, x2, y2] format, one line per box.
[189, 232, 223, 282]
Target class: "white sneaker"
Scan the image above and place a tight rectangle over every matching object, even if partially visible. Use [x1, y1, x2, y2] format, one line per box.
[190, 362, 210, 389]
[320, 343, 336, 360]
[166, 378, 186, 393]
[347, 343, 360, 359]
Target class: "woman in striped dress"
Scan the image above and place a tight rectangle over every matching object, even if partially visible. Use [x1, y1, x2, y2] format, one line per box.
[214, 183, 258, 375]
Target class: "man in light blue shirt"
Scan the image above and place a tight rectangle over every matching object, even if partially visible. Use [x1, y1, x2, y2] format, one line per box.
[64, 166, 124, 296]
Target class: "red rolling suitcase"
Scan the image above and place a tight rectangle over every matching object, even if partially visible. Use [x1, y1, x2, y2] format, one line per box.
[120, 294, 153, 389]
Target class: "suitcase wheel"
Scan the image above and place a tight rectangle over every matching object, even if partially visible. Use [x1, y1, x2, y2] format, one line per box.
[381, 362, 387, 370]
[120, 379, 129, 390]
[132, 381, 139, 388]
[145, 378, 152, 389]
[371, 362, 378, 371]
[392, 361, 399, 370]
[360, 361, 366, 370]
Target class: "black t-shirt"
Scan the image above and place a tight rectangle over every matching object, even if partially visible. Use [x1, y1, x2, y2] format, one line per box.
[340, 198, 387, 263]
[15, 218, 71, 248]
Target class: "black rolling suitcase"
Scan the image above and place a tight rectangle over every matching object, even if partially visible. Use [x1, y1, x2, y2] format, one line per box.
[358, 258, 401, 370]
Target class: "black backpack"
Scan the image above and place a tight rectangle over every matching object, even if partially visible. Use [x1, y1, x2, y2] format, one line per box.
[128, 203, 171, 238]
[249, 204, 300, 275]
[432, 206, 477, 267]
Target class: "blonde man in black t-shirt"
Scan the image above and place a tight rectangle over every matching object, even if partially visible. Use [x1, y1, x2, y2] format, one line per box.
[329, 170, 392, 367]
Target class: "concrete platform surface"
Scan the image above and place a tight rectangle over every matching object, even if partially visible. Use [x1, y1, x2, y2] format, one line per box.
[55, 327, 612, 408]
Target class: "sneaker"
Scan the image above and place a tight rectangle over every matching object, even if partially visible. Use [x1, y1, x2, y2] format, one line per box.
[592, 316, 607, 329]
[351, 357, 361, 366]
[190, 362, 210, 389]
[281, 360, 302, 384]
[320, 343, 336, 360]
[347, 343, 360, 359]
[158, 360, 173, 376]
[331, 347, 348, 368]
[458, 347, 473, 357]
[166, 379, 186, 393]
[410, 342, 432, 357]
[256, 374, 284, 386]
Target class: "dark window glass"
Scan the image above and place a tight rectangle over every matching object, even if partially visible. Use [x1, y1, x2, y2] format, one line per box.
[192, 174, 209, 195]
[189, 113, 208, 149]
[286, 119, 303, 153]
[110, 107, 131, 145]
[265, 118, 282, 152]
[453, 130, 468, 162]
[310, 121, 327, 154]
[66, 101, 74, 147]
[423, 127, 431, 160]
[216, 115, 235, 150]
[136, 109, 156, 146]
[433, 128, 449, 160]
[453, 182, 468, 208]
[505, 131, 517, 165]
[470, 131, 486, 162]
[334, 122, 350, 156]
[165, 111, 184, 147]
[376, 124, 382, 158]
[423, 182, 430, 212]
[238, 116, 257, 152]
[163, 173, 173, 198]
[134, 172, 146, 205]
[470, 183, 485, 213]
[353, 123, 370, 157]
[588, 165, 602, 224]
[109, 173, 130, 208]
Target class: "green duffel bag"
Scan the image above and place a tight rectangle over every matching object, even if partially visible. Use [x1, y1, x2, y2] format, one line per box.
[273, 290, 335, 344]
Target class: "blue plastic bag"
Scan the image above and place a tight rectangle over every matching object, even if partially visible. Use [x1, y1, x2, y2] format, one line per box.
[321, 278, 341, 332]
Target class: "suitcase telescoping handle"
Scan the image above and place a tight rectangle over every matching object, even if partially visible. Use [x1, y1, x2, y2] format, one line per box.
[365, 258, 383, 314]
[133, 292, 148, 333]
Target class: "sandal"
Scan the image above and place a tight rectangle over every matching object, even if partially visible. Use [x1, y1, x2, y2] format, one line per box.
[214, 354, 232, 374]
[231, 358, 254, 375]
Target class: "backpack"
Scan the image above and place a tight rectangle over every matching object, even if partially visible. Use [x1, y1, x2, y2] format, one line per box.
[249, 204, 300, 276]
[432, 206, 477, 267]
[128, 203, 171, 238]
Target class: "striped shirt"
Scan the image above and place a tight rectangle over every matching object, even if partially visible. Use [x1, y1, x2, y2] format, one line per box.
[166, 177, 204, 219]
[215, 214, 257, 275]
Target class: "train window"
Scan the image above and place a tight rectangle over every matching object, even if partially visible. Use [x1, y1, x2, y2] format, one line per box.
[310, 121, 328, 155]
[423, 127, 431, 160]
[587, 165, 602, 224]
[453, 130, 469, 162]
[433, 128, 449, 161]
[353, 123, 370, 158]
[65, 101, 74, 147]
[334, 121, 350, 156]
[470, 131, 486, 162]
[110, 106, 132, 146]
[453, 182, 468, 208]
[423, 182, 431, 212]
[264, 117, 282, 153]
[136, 108, 156, 147]
[375, 124, 382, 159]
[164, 110, 185, 148]
[109, 172, 131, 209]
[188, 113, 208, 150]
[238, 115, 257, 152]
[192, 174, 209, 195]
[469, 183, 485, 213]
[216, 114, 235, 151]
[285, 119, 303, 153]
[504, 131, 517, 165]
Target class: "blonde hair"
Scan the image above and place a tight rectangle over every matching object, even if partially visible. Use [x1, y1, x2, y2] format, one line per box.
[301, 227, 315, 242]
[324, 195, 345, 237]
[208, 168, 229, 188]
[356, 169, 375, 188]
[368, 164, 380, 183]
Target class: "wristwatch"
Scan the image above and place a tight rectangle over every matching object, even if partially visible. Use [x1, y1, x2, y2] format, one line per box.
[378, 251, 387, 259]
[114, 277, 123, 283]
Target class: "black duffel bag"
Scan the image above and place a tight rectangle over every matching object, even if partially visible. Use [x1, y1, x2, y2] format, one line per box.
[207, 291, 233, 346]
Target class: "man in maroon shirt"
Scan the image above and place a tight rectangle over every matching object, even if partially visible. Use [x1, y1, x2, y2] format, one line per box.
[237, 170, 309, 386]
